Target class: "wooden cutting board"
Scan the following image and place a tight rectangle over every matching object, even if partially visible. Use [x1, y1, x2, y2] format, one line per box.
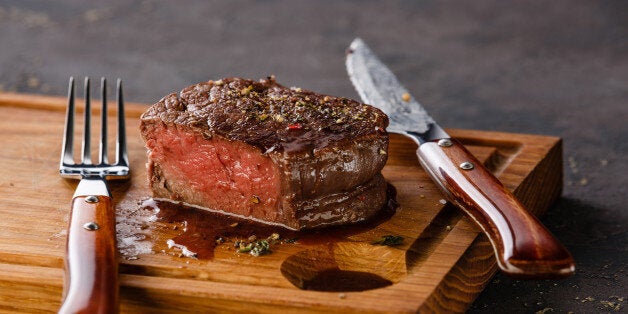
[0, 93, 562, 313]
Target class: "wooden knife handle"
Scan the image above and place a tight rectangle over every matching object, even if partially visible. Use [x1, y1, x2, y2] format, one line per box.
[59, 195, 119, 314]
[417, 138, 575, 279]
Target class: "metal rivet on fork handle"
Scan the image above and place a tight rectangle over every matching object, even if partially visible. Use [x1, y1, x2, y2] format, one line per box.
[84, 195, 99, 203]
[83, 222, 100, 231]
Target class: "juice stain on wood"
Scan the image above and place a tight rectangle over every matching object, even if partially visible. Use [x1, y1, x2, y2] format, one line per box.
[119, 184, 397, 260]
[117, 184, 398, 291]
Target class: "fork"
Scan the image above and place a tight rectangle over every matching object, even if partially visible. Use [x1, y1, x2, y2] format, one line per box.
[58, 77, 130, 314]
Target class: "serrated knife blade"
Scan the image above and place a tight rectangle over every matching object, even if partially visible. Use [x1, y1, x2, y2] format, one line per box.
[346, 38, 574, 279]
[346, 38, 446, 142]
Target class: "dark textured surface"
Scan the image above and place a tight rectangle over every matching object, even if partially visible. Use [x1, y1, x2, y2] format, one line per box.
[0, 0, 625, 312]
[140, 77, 388, 153]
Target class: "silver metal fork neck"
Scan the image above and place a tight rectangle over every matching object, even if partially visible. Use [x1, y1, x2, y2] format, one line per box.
[60, 163, 130, 179]
[73, 176, 111, 198]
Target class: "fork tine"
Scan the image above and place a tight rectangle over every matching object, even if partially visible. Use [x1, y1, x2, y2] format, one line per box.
[115, 79, 129, 167]
[61, 77, 75, 166]
[81, 77, 92, 164]
[99, 77, 108, 164]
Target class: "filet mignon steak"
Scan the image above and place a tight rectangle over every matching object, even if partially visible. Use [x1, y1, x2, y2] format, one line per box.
[140, 77, 389, 230]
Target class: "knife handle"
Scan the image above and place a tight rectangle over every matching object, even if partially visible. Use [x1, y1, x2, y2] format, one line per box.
[59, 195, 119, 314]
[417, 138, 574, 279]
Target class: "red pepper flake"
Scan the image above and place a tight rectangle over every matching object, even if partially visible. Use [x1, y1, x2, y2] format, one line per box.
[287, 123, 303, 130]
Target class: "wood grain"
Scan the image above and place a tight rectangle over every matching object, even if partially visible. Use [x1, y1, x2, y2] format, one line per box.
[0, 93, 564, 313]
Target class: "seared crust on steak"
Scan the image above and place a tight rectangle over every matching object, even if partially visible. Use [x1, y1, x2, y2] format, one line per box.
[141, 77, 388, 153]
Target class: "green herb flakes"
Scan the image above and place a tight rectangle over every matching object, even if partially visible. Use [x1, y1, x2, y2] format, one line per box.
[372, 235, 404, 246]
[236, 239, 272, 256]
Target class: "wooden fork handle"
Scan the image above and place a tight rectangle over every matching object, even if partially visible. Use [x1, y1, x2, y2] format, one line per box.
[59, 194, 119, 314]
[417, 139, 575, 279]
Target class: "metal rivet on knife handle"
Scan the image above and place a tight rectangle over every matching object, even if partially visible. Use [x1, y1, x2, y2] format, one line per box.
[438, 139, 453, 147]
[83, 222, 100, 231]
[84, 195, 99, 203]
[459, 162, 474, 170]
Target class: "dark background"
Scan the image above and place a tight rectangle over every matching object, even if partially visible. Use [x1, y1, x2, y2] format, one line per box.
[0, 1, 626, 312]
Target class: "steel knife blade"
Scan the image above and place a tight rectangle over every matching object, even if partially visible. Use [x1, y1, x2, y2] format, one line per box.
[346, 38, 574, 279]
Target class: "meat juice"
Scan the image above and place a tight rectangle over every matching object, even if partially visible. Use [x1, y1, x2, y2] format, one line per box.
[117, 184, 398, 291]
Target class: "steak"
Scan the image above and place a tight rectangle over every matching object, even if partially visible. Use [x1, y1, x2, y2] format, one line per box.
[140, 77, 389, 230]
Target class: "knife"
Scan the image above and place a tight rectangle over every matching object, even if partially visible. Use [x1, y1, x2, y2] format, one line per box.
[346, 38, 574, 279]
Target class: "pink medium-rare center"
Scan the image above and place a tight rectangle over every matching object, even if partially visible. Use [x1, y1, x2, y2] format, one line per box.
[145, 124, 281, 222]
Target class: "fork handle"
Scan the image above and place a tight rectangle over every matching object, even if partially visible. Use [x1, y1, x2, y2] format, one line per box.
[59, 192, 119, 313]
